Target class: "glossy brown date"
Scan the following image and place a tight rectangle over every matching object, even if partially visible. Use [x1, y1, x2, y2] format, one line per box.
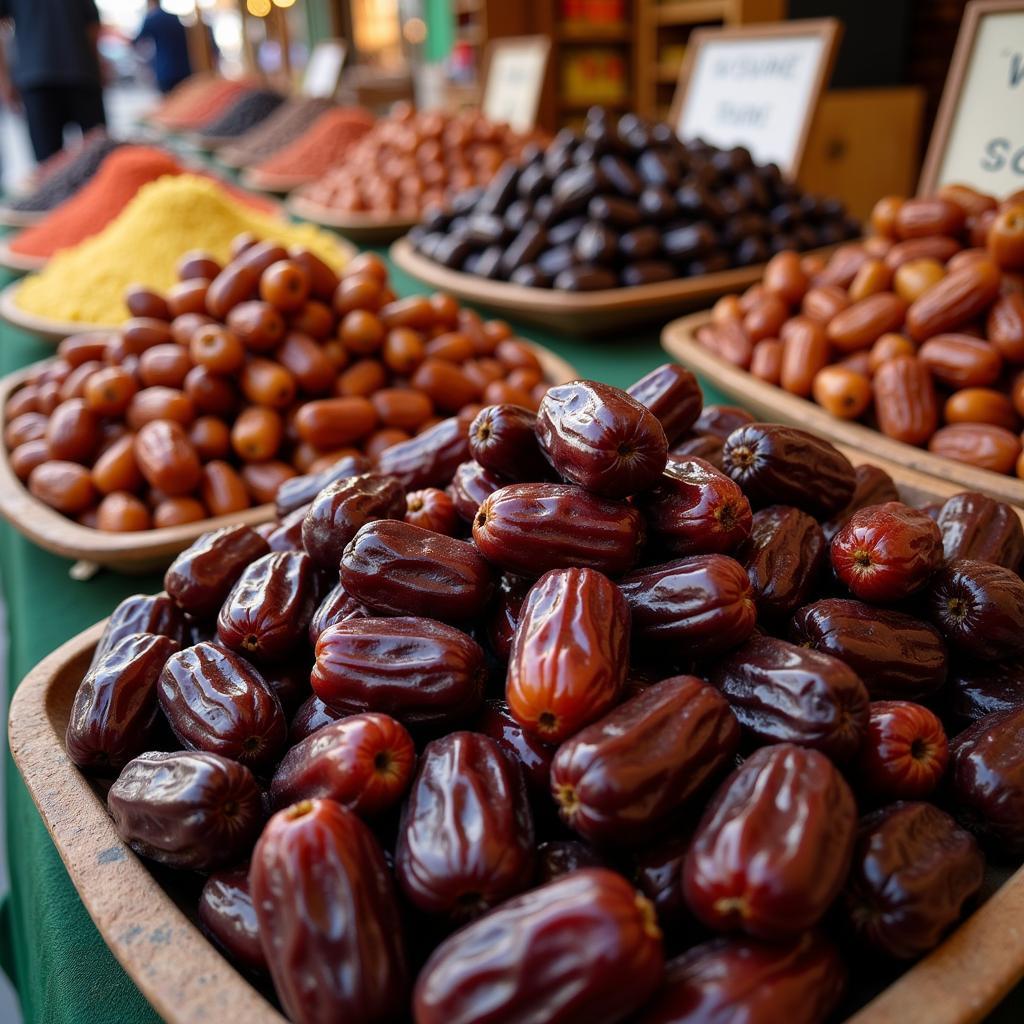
[88, 591, 187, 672]
[307, 581, 369, 646]
[250, 799, 407, 1024]
[633, 833, 693, 932]
[405, 487, 458, 534]
[683, 743, 857, 938]
[475, 699, 556, 797]
[857, 700, 949, 799]
[536, 380, 668, 498]
[413, 868, 663, 1024]
[274, 454, 371, 517]
[820, 464, 900, 543]
[289, 694, 342, 744]
[312, 617, 486, 727]
[468, 403, 552, 481]
[447, 460, 508, 522]
[626, 363, 703, 444]
[374, 415, 470, 490]
[947, 660, 1024, 726]
[108, 750, 264, 870]
[551, 675, 739, 845]
[935, 492, 1024, 569]
[473, 482, 644, 578]
[198, 869, 267, 975]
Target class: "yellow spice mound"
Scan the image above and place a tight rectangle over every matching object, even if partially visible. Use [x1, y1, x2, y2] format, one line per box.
[15, 173, 349, 325]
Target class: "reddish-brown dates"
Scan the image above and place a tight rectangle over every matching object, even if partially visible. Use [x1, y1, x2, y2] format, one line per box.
[633, 834, 693, 932]
[307, 581, 369, 646]
[935, 492, 1024, 569]
[339, 519, 493, 621]
[274, 454, 371, 517]
[947, 660, 1024, 726]
[473, 483, 644, 578]
[269, 712, 414, 815]
[722, 423, 856, 517]
[856, 701, 949, 799]
[88, 591, 187, 674]
[683, 743, 857, 938]
[413, 868, 664, 1024]
[843, 802, 984, 959]
[404, 487, 458, 534]
[626, 363, 703, 444]
[506, 568, 629, 743]
[694, 405, 754, 439]
[108, 750, 264, 870]
[289, 694, 341, 744]
[536, 380, 669, 498]
[468, 403, 552, 481]
[536, 840, 605, 884]
[395, 731, 534, 917]
[475, 699, 556, 797]
[820, 463, 900, 543]
[250, 799, 407, 1024]
[831, 502, 943, 602]
[447, 460, 507, 521]
[551, 675, 739, 844]
[313, 617, 486, 727]
[158, 642, 287, 771]
[199, 869, 267, 974]
[374, 415, 470, 490]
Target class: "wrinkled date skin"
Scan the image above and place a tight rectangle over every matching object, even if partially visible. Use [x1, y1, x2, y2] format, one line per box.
[820, 463, 900, 543]
[711, 635, 869, 762]
[948, 660, 1024, 727]
[639, 456, 752, 556]
[790, 598, 948, 700]
[89, 592, 187, 672]
[626, 363, 703, 445]
[536, 380, 669, 498]
[858, 701, 949, 801]
[947, 706, 1024, 857]
[289, 694, 342, 744]
[250, 799, 408, 1024]
[275, 454, 370, 517]
[447, 460, 508, 522]
[375, 415, 470, 490]
[164, 525, 271, 619]
[618, 555, 757, 659]
[307, 581, 369, 646]
[551, 675, 739, 845]
[684, 743, 857, 939]
[473, 483, 644, 578]
[158, 642, 287, 771]
[936, 492, 1024, 570]
[396, 731, 535, 918]
[413, 868, 664, 1024]
[67, 633, 178, 773]
[108, 750, 264, 870]
[217, 550, 316, 661]
[340, 520, 493, 622]
[832, 502, 943, 603]
[506, 567, 629, 743]
[636, 932, 846, 1024]
[928, 559, 1024, 660]
[312, 617, 486, 727]
[722, 424, 856, 517]
[469, 404, 552, 481]
[844, 802, 984, 959]
[738, 505, 825, 620]
[476, 699, 556, 797]
[199, 869, 267, 975]
[300, 472, 406, 571]
[269, 712, 415, 815]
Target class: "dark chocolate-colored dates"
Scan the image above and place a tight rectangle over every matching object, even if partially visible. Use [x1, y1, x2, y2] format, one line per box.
[626, 363, 703, 444]
[199, 869, 267, 974]
[935, 491, 1024, 569]
[468, 403, 551, 481]
[89, 591, 187, 671]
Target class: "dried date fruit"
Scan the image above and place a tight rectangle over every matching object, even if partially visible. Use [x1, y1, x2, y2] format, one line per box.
[722, 423, 855, 517]
[289, 694, 342, 744]
[936, 492, 1024, 569]
[694, 404, 754, 440]
[217, 551, 316, 661]
[484, 573, 531, 662]
[396, 731, 534, 917]
[447, 460, 508, 521]
[831, 502, 943, 602]
[468, 403, 552, 481]
[158, 642, 287, 771]
[633, 834, 694, 932]
[551, 675, 739, 844]
[906, 259, 1001, 341]
[339, 520, 493, 622]
[405, 487, 458, 534]
[790, 598, 947, 700]
[199, 869, 267, 975]
[375, 415, 470, 490]
[270, 712, 414, 816]
[475, 699, 556, 797]
[873, 356, 939, 445]
[250, 799, 407, 1024]
[313, 617, 486, 727]
[844, 802, 984, 959]
[626, 363, 703, 444]
[683, 743, 857, 939]
[274, 454, 370, 517]
[473, 482, 644, 578]
[618, 555, 757, 658]
[88, 591, 187, 672]
[66, 633, 178, 772]
[927, 559, 1024, 660]
[536, 380, 668, 498]
[857, 701, 948, 799]
[506, 567, 629, 743]
[164, 524, 270, 619]
[820, 464, 901, 543]
[711, 635, 869, 762]
[108, 750, 263, 870]
[307, 581, 369, 646]
[413, 868, 663, 1024]
[947, 660, 1024, 726]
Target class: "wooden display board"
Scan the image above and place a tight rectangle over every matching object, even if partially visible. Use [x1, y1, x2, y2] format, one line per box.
[669, 18, 842, 178]
[480, 36, 551, 132]
[919, 0, 1024, 195]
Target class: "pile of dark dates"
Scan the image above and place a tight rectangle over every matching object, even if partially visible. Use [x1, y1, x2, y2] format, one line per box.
[68, 363, 1024, 1024]
[409, 105, 859, 290]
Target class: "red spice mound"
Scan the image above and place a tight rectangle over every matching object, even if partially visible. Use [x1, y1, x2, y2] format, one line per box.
[153, 77, 254, 131]
[252, 107, 375, 183]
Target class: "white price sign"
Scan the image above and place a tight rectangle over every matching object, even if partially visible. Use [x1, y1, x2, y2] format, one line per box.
[481, 36, 550, 133]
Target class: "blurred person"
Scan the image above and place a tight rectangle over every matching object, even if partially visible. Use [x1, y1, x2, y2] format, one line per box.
[134, 0, 191, 96]
[0, 0, 105, 162]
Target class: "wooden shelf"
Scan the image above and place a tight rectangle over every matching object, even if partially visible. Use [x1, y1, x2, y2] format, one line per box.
[557, 96, 631, 111]
[558, 21, 632, 43]
[653, 0, 728, 25]
[656, 62, 682, 82]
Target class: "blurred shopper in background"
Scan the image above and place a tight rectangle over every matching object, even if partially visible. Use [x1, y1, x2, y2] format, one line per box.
[0, 0, 106, 162]
[134, 0, 192, 95]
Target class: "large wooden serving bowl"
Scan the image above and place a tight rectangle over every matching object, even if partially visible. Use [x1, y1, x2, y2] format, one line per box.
[287, 195, 419, 245]
[0, 343, 579, 573]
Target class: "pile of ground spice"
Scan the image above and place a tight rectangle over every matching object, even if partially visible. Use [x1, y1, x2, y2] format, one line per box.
[251, 107, 375, 184]
[216, 96, 336, 166]
[14, 174, 349, 324]
[145, 72, 219, 125]
[198, 89, 284, 140]
[8, 133, 122, 212]
[153, 77, 253, 132]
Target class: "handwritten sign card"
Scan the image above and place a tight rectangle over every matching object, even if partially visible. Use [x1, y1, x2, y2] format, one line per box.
[670, 19, 841, 179]
[303, 40, 347, 99]
[481, 36, 550, 133]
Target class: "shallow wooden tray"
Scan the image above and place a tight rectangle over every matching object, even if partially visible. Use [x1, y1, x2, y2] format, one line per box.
[662, 310, 1024, 509]
[0, 204, 45, 228]
[288, 195, 418, 244]
[10, 443, 1024, 1024]
[0, 238, 47, 274]
[389, 237, 788, 338]
[0, 343, 578, 573]
[0, 280, 118, 342]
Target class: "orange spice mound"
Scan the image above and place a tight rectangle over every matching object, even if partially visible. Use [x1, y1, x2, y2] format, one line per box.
[153, 77, 253, 131]
[253, 107, 375, 183]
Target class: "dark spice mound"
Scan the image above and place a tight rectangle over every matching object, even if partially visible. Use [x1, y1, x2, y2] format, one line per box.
[9, 132, 123, 212]
[218, 97, 336, 165]
[199, 89, 285, 141]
